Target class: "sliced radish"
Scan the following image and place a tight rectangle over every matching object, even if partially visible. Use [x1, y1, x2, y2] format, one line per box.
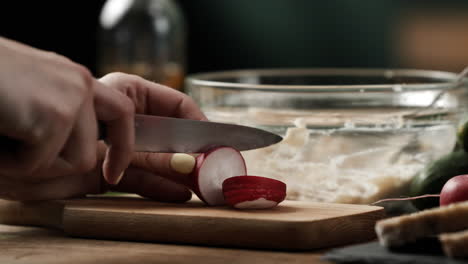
[222, 176, 287, 209]
[188, 147, 247, 205]
[233, 198, 278, 209]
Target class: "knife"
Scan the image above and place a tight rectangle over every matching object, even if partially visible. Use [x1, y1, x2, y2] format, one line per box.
[99, 114, 282, 153]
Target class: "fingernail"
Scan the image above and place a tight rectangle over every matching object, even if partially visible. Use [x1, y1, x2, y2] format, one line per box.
[170, 154, 195, 174]
[103, 160, 125, 185]
[114, 171, 125, 185]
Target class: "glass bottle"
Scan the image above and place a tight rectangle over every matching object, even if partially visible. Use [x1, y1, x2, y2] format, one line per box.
[98, 0, 185, 90]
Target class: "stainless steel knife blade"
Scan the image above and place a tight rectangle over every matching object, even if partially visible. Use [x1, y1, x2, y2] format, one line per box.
[131, 114, 282, 153]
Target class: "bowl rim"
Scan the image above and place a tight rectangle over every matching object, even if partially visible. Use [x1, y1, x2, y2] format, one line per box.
[186, 68, 461, 92]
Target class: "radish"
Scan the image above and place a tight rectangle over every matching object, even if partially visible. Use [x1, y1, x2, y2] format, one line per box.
[186, 146, 287, 208]
[373, 174, 468, 208]
[440, 175, 468, 206]
[222, 176, 286, 209]
[188, 146, 247, 205]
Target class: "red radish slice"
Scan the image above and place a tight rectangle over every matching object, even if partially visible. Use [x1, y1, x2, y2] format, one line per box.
[188, 147, 247, 205]
[222, 176, 286, 209]
[222, 175, 286, 192]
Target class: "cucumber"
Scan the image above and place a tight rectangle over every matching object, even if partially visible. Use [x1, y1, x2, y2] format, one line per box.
[458, 119, 468, 152]
[410, 150, 468, 210]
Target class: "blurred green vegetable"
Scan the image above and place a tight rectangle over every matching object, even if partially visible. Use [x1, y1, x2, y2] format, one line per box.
[410, 150, 468, 210]
[457, 119, 468, 152]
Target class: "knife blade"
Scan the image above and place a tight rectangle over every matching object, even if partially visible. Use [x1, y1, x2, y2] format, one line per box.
[100, 114, 282, 153]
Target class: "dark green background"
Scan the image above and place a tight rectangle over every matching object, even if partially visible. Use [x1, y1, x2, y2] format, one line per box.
[179, 0, 397, 72]
[1, 0, 467, 74]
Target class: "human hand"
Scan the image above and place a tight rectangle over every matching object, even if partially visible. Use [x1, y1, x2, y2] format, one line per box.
[98, 73, 208, 201]
[0, 70, 207, 202]
[0, 38, 135, 196]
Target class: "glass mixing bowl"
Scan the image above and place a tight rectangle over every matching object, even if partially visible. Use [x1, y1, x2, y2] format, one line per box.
[186, 69, 468, 204]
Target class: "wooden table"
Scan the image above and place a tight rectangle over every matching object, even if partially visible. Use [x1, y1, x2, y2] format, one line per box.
[0, 224, 330, 264]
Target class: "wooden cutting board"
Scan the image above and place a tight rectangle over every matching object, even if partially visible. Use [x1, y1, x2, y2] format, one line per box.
[0, 196, 384, 250]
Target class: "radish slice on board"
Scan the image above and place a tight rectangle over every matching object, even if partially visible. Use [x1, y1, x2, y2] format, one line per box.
[222, 176, 287, 209]
[189, 147, 247, 205]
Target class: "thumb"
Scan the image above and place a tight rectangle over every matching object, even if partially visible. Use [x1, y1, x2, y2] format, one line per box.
[110, 167, 192, 203]
[130, 152, 196, 186]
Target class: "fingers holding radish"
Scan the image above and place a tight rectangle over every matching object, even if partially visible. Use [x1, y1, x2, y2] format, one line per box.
[110, 167, 192, 203]
[100, 145, 287, 208]
[130, 152, 196, 186]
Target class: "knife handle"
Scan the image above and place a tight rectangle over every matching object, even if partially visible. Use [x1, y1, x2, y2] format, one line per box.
[0, 123, 107, 151]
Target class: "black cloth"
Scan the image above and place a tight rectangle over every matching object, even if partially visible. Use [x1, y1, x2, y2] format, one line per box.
[323, 241, 468, 264]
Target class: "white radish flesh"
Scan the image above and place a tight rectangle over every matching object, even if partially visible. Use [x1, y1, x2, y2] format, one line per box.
[190, 147, 246, 205]
[234, 198, 278, 209]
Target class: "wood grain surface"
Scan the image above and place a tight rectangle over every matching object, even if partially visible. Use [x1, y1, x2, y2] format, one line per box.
[0, 225, 330, 264]
[0, 196, 385, 250]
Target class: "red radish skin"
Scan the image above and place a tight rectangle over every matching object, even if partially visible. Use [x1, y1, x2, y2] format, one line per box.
[440, 175, 468, 206]
[188, 147, 247, 205]
[222, 176, 286, 209]
[222, 175, 286, 192]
